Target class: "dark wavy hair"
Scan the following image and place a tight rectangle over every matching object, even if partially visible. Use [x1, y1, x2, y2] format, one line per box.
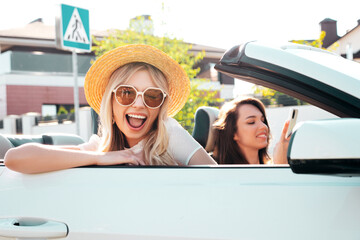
[213, 97, 270, 164]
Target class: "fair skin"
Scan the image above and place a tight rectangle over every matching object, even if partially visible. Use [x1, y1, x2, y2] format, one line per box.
[112, 70, 160, 148]
[233, 104, 269, 164]
[273, 120, 291, 164]
[4, 68, 216, 174]
[233, 104, 290, 164]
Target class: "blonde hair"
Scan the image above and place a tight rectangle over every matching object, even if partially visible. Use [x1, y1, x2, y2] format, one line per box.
[97, 62, 177, 165]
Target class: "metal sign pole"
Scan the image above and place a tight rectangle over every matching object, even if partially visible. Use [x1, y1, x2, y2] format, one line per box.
[57, 4, 90, 137]
[72, 50, 80, 135]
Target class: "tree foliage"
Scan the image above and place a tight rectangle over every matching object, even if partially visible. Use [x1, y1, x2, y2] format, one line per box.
[253, 86, 304, 106]
[291, 31, 326, 48]
[57, 106, 68, 115]
[92, 23, 220, 133]
[92, 29, 204, 79]
[174, 80, 222, 133]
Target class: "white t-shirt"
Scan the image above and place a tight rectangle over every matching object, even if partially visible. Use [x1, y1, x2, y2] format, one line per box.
[80, 118, 201, 165]
[164, 118, 202, 165]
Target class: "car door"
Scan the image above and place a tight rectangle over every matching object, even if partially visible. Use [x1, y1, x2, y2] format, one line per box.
[1, 41, 360, 240]
[1, 165, 360, 240]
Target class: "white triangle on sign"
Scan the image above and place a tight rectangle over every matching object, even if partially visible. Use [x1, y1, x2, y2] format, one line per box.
[63, 8, 89, 44]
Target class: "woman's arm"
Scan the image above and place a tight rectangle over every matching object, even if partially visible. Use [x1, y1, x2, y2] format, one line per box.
[188, 148, 217, 165]
[165, 118, 217, 165]
[4, 143, 98, 174]
[273, 120, 291, 164]
[4, 143, 144, 174]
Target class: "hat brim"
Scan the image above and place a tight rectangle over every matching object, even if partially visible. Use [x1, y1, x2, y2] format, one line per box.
[84, 44, 190, 117]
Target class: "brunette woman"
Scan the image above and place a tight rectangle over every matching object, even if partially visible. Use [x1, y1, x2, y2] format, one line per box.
[213, 97, 289, 164]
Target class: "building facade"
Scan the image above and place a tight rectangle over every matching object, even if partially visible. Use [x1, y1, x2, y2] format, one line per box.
[0, 20, 229, 119]
[320, 18, 360, 62]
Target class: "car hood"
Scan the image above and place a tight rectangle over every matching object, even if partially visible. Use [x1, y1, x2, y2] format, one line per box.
[215, 41, 360, 117]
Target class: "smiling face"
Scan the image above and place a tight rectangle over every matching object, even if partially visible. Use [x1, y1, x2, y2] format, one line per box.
[233, 104, 269, 154]
[112, 70, 161, 147]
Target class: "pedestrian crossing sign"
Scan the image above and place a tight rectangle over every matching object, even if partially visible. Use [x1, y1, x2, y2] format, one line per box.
[59, 4, 91, 52]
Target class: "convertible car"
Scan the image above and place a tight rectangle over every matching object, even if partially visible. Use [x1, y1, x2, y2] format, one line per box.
[0, 41, 359, 240]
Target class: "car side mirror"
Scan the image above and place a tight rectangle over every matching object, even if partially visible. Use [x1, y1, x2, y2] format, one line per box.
[288, 119, 360, 175]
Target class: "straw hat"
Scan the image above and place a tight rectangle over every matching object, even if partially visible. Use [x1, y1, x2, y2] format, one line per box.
[84, 44, 190, 117]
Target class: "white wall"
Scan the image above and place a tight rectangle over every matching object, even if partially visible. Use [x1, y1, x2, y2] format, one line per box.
[0, 51, 11, 74]
[221, 84, 235, 100]
[1, 115, 18, 134]
[266, 105, 337, 155]
[0, 82, 7, 119]
[31, 122, 76, 135]
[0, 51, 11, 119]
[330, 26, 360, 57]
[20, 107, 92, 141]
[3, 72, 85, 87]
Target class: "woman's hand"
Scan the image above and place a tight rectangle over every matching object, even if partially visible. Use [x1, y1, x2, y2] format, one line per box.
[98, 148, 146, 166]
[273, 120, 291, 164]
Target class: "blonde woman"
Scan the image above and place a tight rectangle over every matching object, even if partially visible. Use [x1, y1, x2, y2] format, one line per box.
[5, 45, 217, 173]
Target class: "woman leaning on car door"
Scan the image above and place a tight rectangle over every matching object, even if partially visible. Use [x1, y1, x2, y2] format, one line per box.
[212, 97, 290, 165]
[4, 44, 217, 174]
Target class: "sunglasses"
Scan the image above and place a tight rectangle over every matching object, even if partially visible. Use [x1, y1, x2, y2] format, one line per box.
[112, 85, 167, 109]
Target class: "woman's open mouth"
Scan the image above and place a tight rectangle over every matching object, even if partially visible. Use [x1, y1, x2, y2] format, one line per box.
[126, 114, 147, 129]
[256, 131, 268, 139]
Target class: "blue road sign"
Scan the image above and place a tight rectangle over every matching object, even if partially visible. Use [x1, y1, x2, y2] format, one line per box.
[60, 4, 91, 52]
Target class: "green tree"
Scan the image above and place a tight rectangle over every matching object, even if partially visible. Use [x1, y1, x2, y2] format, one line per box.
[253, 86, 303, 107]
[174, 79, 222, 133]
[92, 22, 220, 133]
[291, 31, 326, 48]
[57, 106, 69, 124]
[93, 29, 204, 79]
[57, 106, 68, 115]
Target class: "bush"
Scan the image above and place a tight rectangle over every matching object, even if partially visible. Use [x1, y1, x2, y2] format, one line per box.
[43, 115, 53, 121]
[174, 80, 222, 133]
[57, 106, 68, 115]
[259, 98, 271, 106]
[57, 114, 68, 124]
[277, 94, 299, 106]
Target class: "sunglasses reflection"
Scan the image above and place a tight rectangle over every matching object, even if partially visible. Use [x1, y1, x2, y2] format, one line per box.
[113, 85, 167, 109]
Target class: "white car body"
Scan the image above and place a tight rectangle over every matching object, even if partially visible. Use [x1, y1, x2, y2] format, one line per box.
[1, 42, 359, 240]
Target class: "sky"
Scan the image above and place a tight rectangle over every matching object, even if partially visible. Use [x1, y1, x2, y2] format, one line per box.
[1, 0, 360, 50]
